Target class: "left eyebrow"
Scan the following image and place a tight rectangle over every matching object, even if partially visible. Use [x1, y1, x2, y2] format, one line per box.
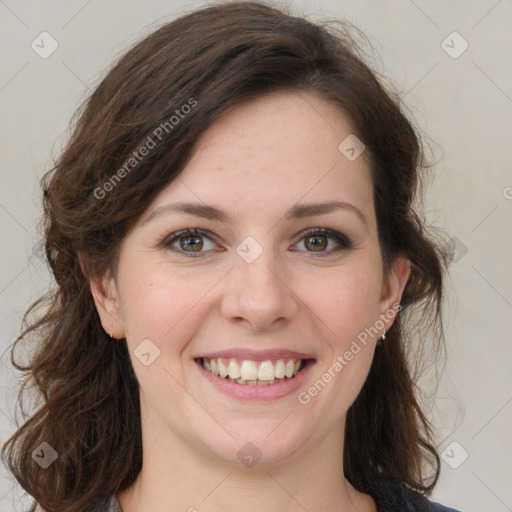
[283, 201, 368, 228]
[143, 200, 368, 228]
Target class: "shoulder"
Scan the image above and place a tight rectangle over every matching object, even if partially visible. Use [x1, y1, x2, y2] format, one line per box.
[430, 503, 461, 512]
[367, 477, 462, 512]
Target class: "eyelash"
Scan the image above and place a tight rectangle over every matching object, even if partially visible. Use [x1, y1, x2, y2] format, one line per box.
[160, 227, 352, 258]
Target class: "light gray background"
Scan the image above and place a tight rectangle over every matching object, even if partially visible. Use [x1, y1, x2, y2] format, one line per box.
[1, 1, 511, 511]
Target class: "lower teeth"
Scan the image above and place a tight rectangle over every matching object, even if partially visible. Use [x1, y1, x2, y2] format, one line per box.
[226, 376, 291, 386]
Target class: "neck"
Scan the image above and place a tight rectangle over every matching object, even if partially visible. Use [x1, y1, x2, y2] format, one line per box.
[117, 409, 375, 512]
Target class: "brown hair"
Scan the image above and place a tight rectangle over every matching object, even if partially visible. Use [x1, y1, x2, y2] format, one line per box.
[2, 1, 450, 510]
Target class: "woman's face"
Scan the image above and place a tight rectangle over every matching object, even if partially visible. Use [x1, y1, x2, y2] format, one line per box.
[94, 91, 409, 466]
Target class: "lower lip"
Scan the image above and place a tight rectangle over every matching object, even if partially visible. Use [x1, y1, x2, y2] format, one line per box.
[195, 359, 315, 402]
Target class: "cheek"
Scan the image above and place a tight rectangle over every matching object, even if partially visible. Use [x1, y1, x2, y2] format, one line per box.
[306, 263, 383, 343]
[303, 271, 379, 412]
[116, 258, 224, 343]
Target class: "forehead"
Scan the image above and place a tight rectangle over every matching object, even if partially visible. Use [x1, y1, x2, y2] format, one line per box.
[146, 91, 374, 223]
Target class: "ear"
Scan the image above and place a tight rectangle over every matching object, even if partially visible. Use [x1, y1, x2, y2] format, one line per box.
[379, 255, 410, 328]
[80, 257, 125, 339]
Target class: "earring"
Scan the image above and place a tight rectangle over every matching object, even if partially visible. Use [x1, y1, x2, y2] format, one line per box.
[382, 330, 386, 341]
[109, 324, 113, 338]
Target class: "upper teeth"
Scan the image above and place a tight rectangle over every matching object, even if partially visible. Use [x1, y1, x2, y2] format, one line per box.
[201, 358, 303, 381]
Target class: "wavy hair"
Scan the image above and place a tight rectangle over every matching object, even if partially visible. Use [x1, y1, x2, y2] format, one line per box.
[2, 2, 450, 510]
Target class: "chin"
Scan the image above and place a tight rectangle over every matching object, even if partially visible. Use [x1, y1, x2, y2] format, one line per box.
[196, 420, 313, 469]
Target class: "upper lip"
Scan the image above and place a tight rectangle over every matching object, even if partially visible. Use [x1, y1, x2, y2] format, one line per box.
[195, 349, 315, 362]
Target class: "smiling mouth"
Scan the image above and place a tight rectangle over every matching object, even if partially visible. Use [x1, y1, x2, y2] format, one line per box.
[197, 357, 309, 386]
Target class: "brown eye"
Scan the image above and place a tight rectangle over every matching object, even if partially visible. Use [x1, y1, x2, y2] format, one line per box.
[305, 235, 328, 251]
[163, 228, 217, 257]
[179, 235, 203, 252]
[294, 228, 352, 256]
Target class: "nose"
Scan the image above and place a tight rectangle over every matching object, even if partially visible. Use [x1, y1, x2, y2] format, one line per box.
[220, 248, 298, 332]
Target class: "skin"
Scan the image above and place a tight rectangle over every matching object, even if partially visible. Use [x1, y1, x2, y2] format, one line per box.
[91, 91, 410, 512]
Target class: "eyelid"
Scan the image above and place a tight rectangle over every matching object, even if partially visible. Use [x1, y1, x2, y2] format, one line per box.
[294, 227, 352, 247]
[163, 227, 217, 242]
